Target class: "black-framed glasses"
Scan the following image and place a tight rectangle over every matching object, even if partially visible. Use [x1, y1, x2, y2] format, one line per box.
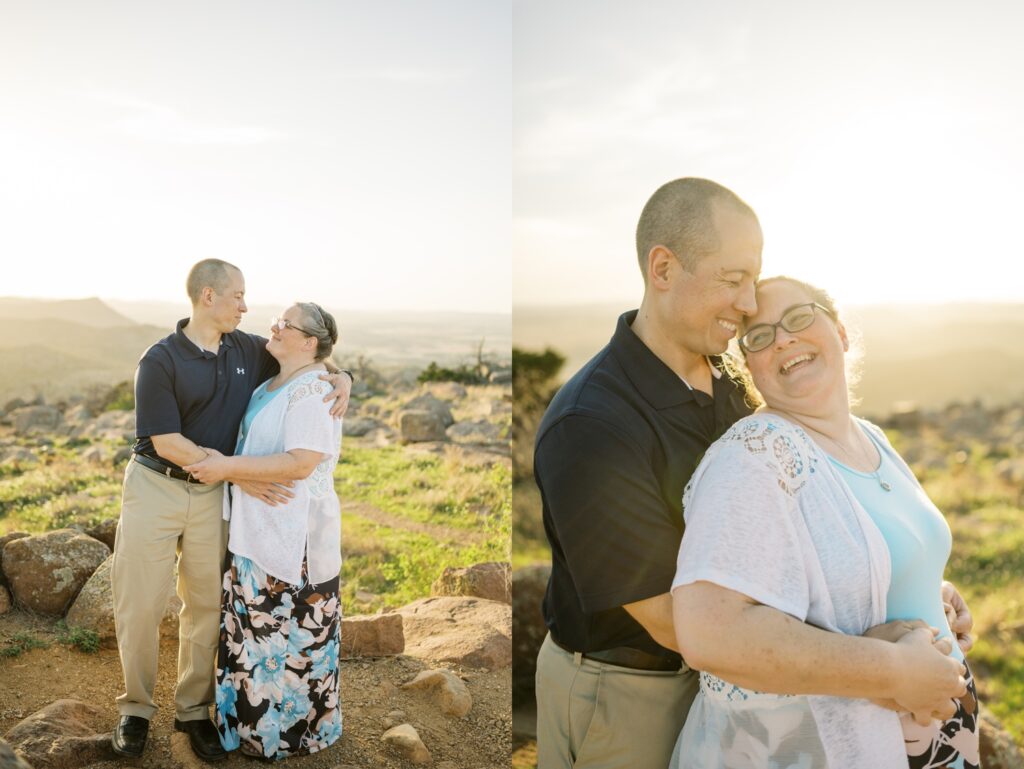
[271, 317, 317, 337]
[739, 302, 835, 353]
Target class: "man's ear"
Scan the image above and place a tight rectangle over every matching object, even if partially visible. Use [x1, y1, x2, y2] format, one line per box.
[647, 245, 676, 289]
[201, 286, 216, 306]
[838, 321, 850, 352]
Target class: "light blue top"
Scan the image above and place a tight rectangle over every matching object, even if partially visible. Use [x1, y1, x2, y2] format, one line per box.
[830, 425, 963, 662]
[236, 379, 286, 452]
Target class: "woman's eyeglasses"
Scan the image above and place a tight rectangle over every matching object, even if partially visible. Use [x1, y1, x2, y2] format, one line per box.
[271, 317, 318, 337]
[739, 302, 835, 353]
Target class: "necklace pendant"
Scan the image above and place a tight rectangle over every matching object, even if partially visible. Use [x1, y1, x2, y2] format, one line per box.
[880, 480, 892, 492]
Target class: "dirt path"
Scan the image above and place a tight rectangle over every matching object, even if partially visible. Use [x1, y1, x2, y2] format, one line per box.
[342, 499, 492, 545]
[0, 610, 511, 768]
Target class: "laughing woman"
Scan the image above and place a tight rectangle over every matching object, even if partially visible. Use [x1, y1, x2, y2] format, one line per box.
[184, 302, 343, 760]
[671, 277, 978, 769]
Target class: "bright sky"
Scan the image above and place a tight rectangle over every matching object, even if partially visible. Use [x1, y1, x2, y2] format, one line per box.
[515, 0, 1024, 307]
[0, 1, 509, 313]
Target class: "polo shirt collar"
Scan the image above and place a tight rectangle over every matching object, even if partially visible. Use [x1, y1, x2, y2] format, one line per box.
[172, 318, 235, 359]
[612, 310, 703, 410]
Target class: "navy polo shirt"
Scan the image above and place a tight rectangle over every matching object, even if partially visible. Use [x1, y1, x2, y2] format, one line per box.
[133, 319, 280, 468]
[534, 310, 753, 662]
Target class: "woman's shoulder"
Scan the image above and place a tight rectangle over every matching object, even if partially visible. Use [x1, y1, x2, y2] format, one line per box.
[703, 413, 821, 496]
[286, 369, 332, 403]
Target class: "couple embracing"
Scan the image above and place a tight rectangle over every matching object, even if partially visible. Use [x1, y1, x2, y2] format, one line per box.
[110, 259, 350, 762]
[535, 179, 979, 769]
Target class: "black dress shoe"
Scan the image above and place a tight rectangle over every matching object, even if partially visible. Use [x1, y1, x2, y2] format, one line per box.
[111, 715, 149, 757]
[174, 718, 228, 763]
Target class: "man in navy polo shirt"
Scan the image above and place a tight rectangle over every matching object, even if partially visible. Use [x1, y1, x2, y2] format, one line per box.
[110, 259, 351, 762]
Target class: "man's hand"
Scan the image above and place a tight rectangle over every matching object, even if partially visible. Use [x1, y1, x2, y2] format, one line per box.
[233, 480, 295, 506]
[942, 580, 974, 654]
[182, 448, 230, 484]
[320, 372, 352, 418]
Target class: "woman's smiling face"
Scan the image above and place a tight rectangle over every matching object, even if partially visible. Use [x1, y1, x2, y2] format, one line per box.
[743, 279, 849, 413]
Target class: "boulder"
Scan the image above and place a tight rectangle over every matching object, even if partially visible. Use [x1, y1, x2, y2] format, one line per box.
[343, 416, 387, 437]
[0, 532, 30, 588]
[446, 420, 503, 445]
[980, 710, 1024, 769]
[340, 613, 405, 658]
[62, 404, 93, 427]
[432, 562, 511, 604]
[4, 531, 110, 616]
[65, 555, 181, 642]
[69, 411, 134, 442]
[0, 739, 32, 769]
[10, 406, 61, 436]
[399, 596, 511, 669]
[381, 724, 431, 765]
[84, 519, 117, 551]
[402, 669, 472, 717]
[80, 446, 106, 465]
[0, 585, 11, 617]
[398, 410, 448, 443]
[422, 382, 468, 401]
[512, 563, 551, 699]
[0, 447, 38, 467]
[402, 394, 455, 427]
[3, 699, 114, 769]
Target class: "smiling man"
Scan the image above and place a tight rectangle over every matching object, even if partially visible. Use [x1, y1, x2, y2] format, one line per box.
[110, 259, 351, 763]
[532, 178, 762, 769]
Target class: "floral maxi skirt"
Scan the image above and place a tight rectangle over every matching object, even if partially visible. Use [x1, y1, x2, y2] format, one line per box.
[214, 552, 342, 760]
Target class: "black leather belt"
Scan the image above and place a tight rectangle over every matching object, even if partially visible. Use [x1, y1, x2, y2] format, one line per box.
[552, 636, 682, 672]
[133, 453, 203, 484]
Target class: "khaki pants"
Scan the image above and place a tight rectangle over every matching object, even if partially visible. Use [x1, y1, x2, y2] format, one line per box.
[111, 458, 226, 721]
[535, 633, 699, 769]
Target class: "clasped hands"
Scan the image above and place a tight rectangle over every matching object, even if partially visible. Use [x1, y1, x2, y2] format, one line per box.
[183, 448, 295, 506]
[863, 584, 973, 727]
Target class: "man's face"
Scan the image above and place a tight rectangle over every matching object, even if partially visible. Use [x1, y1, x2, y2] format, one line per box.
[209, 267, 247, 332]
[666, 203, 763, 356]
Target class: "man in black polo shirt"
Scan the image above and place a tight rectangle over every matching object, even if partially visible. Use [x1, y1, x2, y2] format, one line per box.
[110, 259, 351, 762]
[533, 179, 761, 769]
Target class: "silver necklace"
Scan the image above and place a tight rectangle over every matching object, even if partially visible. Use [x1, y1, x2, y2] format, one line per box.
[804, 421, 892, 492]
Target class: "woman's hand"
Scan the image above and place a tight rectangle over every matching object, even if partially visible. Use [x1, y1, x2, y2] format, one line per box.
[183, 448, 231, 484]
[890, 627, 967, 726]
[233, 480, 295, 506]
[942, 581, 974, 654]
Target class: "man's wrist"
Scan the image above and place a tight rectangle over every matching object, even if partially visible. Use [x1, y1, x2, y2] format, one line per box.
[340, 368, 355, 384]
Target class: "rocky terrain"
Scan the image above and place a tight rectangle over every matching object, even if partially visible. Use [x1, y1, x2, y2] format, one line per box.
[0, 372, 513, 768]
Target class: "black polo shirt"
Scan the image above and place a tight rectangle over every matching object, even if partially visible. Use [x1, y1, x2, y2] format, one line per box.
[534, 310, 753, 663]
[133, 319, 279, 468]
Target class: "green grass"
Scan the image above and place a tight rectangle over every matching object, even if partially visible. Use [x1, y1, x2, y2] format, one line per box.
[54, 621, 101, 653]
[337, 444, 510, 611]
[0, 435, 511, 619]
[0, 631, 50, 658]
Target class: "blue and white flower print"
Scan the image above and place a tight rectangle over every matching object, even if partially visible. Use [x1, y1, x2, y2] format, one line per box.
[214, 553, 342, 760]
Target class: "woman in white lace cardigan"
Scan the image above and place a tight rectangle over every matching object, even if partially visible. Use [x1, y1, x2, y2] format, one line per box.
[671, 278, 978, 769]
[184, 302, 343, 760]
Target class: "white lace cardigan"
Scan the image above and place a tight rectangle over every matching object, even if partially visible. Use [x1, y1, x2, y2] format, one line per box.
[223, 372, 343, 586]
[670, 413, 907, 769]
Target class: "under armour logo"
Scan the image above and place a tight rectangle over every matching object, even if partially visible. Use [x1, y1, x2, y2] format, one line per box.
[237, 368, 245, 375]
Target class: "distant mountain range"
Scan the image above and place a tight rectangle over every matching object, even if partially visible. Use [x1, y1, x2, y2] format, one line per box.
[0, 298, 511, 404]
[513, 302, 1024, 415]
